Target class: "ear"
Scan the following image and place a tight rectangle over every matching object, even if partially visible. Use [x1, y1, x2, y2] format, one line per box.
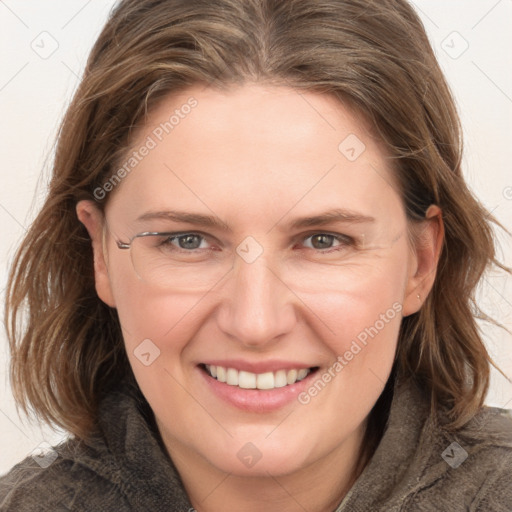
[76, 200, 116, 308]
[402, 205, 444, 317]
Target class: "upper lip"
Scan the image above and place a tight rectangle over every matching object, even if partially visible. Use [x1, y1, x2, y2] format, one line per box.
[201, 359, 317, 374]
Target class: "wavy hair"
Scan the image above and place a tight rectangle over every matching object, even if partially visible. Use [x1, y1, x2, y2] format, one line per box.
[5, 0, 509, 440]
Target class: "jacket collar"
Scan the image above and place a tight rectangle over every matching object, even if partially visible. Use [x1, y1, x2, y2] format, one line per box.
[89, 375, 437, 511]
[90, 378, 193, 510]
[335, 378, 433, 511]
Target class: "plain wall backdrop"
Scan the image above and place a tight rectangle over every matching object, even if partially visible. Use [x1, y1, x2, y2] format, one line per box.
[1, 0, 511, 475]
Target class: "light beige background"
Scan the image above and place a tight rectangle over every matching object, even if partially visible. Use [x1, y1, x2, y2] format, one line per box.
[1, 0, 511, 474]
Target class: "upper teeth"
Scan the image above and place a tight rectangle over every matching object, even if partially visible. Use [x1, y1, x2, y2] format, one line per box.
[205, 365, 311, 390]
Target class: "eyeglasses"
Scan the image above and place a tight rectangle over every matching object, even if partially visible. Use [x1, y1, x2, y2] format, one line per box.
[116, 231, 234, 291]
[115, 228, 404, 293]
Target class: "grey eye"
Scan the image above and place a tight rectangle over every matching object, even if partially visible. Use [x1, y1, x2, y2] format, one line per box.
[312, 234, 335, 249]
[308, 234, 337, 249]
[175, 234, 204, 249]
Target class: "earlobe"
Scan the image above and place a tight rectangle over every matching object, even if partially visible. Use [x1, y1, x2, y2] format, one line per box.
[402, 205, 444, 317]
[76, 200, 116, 308]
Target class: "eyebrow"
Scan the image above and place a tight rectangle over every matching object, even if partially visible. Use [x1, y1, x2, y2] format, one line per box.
[136, 210, 232, 231]
[285, 208, 375, 229]
[136, 208, 375, 231]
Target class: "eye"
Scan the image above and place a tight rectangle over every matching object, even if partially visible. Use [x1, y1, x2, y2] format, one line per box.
[301, 233, 354, 252]
[161, 233, 210, 251]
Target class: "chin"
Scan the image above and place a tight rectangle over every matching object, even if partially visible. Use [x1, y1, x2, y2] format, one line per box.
[200, 433, 315, 477]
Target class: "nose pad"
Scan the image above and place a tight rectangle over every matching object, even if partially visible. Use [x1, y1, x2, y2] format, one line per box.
[215, 253, 296, 348]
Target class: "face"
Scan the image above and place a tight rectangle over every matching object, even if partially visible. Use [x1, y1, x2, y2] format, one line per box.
[78, 84, 440, 479]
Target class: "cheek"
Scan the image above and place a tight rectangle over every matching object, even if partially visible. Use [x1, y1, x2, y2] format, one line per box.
[295, 256, 407, 412]
[111, 280, 209, 402]
[300, 255, 406, 349]
[106, 259, 206, 361]
[301, 283, 403, 376]
[293, 279, 404, 440]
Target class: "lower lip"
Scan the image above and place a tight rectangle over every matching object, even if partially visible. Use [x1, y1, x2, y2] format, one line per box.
[198, 366, 318, 412]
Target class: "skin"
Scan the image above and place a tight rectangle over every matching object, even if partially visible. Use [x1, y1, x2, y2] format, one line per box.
[77, 83, 443, 512]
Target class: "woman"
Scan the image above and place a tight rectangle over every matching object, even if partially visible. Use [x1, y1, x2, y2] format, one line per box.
[1, 0, 511, 510]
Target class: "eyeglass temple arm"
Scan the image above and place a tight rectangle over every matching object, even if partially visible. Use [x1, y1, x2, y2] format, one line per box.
[116, 232, 166, 250]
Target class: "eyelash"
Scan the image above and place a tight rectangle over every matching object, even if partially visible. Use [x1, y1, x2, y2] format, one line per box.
[158, 231, 355, 254]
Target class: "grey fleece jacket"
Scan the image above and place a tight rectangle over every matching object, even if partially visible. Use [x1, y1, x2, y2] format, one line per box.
[1, 377, 511, 511]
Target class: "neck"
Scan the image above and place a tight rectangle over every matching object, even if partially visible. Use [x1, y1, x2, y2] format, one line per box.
[159, 420, 370, 512]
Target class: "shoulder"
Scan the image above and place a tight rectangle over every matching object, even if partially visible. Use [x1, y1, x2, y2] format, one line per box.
[0, 382, 192, 511]
[0, 438, 130, 512]
[411, 405, 512, 511]
[456, 406, 512, 510]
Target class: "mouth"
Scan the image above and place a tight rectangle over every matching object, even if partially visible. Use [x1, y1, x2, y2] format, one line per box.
[200, 364, 319, 391]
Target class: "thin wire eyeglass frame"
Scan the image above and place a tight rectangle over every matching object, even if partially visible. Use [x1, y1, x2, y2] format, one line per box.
[116, 231, 177, 250]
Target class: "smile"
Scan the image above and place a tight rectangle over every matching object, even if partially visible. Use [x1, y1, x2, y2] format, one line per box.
[204, 364, 314, 390]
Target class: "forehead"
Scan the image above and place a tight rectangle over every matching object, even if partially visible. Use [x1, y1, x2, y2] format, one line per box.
[140, 83, 378, 159]
[106, 83, 404, 228]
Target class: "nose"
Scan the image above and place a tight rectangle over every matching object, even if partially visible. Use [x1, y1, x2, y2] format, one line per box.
[215, 251, 297, 348]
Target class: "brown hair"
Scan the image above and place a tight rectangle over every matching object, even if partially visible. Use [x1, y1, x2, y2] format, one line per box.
[5, 0, 509, 442]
